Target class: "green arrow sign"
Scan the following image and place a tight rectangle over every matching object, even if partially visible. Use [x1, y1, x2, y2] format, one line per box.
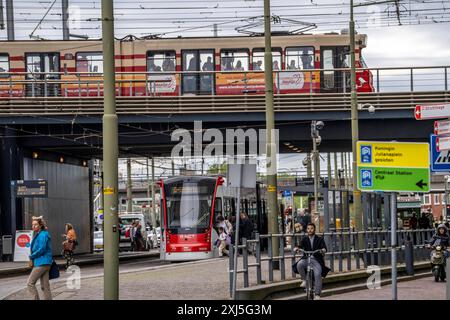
[357, 167, 430, 192]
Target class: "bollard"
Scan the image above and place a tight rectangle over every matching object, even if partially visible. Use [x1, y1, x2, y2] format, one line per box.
[447, 257, 450, 300]
[229, 245, 234, 297]
[404, 237, 414, 276]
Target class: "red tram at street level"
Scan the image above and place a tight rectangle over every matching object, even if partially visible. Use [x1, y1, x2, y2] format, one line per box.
[158, 176, 225, 261]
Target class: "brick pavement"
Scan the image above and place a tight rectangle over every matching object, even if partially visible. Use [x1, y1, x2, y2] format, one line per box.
[323, 277, 446, 300]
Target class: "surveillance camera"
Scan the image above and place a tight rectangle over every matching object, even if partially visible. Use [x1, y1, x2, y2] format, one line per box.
[315, 121, 325, 130]
[302, 158, 309, 167]
[316, 135, 322, 146]
[368, 105, 376, 114]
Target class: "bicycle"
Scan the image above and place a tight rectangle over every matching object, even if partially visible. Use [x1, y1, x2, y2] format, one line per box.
[297, 248, 323, 300]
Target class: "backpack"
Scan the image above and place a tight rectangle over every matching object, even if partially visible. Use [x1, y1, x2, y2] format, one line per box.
[125, 228, 130, 238]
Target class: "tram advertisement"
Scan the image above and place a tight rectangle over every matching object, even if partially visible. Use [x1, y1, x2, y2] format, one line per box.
[215, 71, 314, 94]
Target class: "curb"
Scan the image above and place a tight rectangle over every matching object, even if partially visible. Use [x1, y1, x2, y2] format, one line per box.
[235, 262, 431, 300]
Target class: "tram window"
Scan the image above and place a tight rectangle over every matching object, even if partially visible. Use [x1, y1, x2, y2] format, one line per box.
[76, 52, 103, 73]
[214, 198, 223, 216]
[252, 49, 281, 71]
[147, 51, 176, 72]
[223, 197, 235, 218]
[220, 50, 249, 71]
[286, 47, 314, 70]
[0, 54, 9, 77]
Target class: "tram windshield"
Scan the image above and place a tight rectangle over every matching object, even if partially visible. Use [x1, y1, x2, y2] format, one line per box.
[164, 179, 216, 233]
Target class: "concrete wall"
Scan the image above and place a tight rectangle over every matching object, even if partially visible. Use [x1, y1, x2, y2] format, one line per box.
[22, 158, 92, 255]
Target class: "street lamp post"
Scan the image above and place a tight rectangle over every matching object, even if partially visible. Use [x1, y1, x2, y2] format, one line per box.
[311, 121, 324, 229]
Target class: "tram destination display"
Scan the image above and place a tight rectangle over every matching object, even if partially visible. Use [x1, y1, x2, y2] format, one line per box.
[12, 180, 48, 198]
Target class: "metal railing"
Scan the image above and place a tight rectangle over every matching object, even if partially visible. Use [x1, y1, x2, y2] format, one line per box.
[0, 65, 448, 97]
[228, 228, 435, 295]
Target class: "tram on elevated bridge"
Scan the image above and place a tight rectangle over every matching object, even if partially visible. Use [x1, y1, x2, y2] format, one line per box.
[0, 31, 374, 98]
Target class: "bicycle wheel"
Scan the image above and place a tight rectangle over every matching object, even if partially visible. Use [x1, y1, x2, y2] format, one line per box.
[308, 269, 315, 300]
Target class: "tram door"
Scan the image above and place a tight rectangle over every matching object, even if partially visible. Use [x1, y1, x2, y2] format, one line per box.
[181, 50, 215, 95]
[320, 46, 350, 93]
[25, 53, 61, 97]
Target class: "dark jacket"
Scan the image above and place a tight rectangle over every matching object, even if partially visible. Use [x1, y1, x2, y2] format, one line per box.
[239, 218, 253, 241]
[299, 234, 330, 278]
[428, 224, 449, 247]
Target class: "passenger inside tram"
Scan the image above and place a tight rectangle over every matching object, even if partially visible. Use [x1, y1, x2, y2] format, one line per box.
[202, 57, 214, 71]
[273, 60, 280, 71]
[287, 60, 298, 70]
[253, 60, 263, 71]
[162, 58, 175, 71]
[301, 50, 314, 69]
[234, 60, 244, 71]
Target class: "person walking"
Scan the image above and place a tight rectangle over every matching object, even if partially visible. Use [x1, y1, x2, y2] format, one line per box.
[63, 223, 77, 250]
[27, 216, 53, 300]
[134, 221, 145, 251]
[129, 221, 137, 251]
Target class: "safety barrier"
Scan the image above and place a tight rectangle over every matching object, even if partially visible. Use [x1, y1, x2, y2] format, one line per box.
[228, 228, 435, 295]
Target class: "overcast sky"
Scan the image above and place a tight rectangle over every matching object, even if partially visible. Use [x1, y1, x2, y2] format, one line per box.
[1, 0, 449, 173]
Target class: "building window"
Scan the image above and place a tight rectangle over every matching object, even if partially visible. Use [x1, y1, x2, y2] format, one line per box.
[422, 194, 431, 205]
[221, 50, 249, 71]
[252, 49, 282, 71]
[434, 194, 441, 205]
[147, 51, 176, 72]
[285, 47, 314, 70]
[76, 52, 103, 73]
[0, 54, 9, 77]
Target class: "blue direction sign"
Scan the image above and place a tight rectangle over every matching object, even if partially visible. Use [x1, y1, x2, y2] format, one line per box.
[430, 134, 450, 172]
[282, 190, 292, 197]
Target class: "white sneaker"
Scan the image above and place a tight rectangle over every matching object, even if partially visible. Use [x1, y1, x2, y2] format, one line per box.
[300, 281, 306, 288]
[314, 294, 321, 300]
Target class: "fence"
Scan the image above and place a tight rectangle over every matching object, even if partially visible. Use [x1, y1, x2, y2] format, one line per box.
[228, 228, 435, 296]
[0, 66, 449, 98]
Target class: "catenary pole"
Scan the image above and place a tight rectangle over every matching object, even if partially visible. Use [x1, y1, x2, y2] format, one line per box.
[263, 0, 280, 265]
[101, 0, 119, 300]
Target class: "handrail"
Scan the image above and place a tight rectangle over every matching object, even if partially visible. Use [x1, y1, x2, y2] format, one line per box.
[229, 228, 436, 296]
[1, 65, 449, 76]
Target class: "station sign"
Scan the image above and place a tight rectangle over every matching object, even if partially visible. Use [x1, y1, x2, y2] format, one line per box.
[357, 141, 430, 192]
[415, 103, 450, 120]
[436, 136, 450, 152]
[12, 180, 48, 198]
[430, 134, 450, 172]
[434, 119, 450, 136]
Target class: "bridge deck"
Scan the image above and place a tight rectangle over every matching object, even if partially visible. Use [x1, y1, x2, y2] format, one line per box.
[0, 91, 449, 116]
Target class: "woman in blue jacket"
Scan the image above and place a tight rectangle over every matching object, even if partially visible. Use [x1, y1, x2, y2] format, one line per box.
[27, 216, 53, 300]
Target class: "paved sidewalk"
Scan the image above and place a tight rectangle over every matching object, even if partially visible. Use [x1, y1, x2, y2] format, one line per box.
[323, 277, 447, 300]
[4, 257, 232, 300]
[0, 251, 158, 277]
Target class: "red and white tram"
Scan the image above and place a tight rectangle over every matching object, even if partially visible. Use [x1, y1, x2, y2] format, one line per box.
[158, 175, 226, 261]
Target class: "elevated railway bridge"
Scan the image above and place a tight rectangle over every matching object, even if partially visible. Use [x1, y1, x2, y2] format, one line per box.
[0, 66, 448, 240]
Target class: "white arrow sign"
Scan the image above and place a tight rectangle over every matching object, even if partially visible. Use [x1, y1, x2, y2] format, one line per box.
[434, 119, 450, 136]
[415, 103, 450, 120]
[436, 136, 450, 152]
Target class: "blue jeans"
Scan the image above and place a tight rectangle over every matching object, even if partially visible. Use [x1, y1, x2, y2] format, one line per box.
[297, 257, 323, 295]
